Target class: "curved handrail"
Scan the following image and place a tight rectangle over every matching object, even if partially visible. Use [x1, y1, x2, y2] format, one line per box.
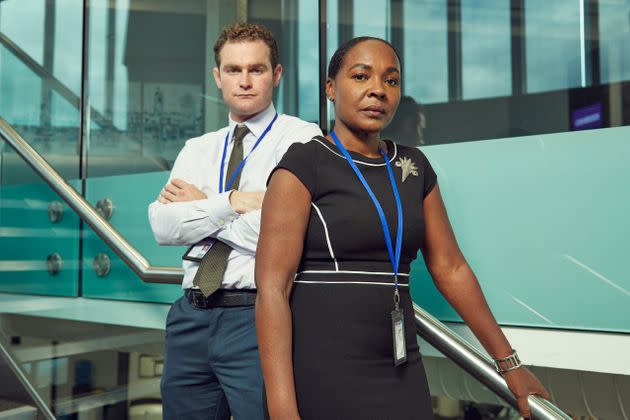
[0, 118, 183, 284]
[0, 31, 116, 131]
[414, 303, 571, 419]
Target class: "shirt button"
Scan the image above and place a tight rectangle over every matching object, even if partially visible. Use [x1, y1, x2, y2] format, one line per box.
[218, 219, 225, 225]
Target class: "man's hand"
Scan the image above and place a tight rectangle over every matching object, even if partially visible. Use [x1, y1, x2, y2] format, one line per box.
[229, 190, 265, 214]
[158, 179, 207, 204]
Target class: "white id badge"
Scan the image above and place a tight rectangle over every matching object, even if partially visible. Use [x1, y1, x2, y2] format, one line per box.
[182, 238, 217, 262]
[391, 308, 408, 366]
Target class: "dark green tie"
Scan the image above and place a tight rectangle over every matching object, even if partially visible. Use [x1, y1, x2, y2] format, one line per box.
[193, 124, 249, 297]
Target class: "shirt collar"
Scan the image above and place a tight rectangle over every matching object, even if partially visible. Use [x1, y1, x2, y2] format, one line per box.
[228, 103, 277, 141]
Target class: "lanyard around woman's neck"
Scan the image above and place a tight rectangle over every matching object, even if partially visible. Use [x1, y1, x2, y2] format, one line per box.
[329, 130, 404, 298]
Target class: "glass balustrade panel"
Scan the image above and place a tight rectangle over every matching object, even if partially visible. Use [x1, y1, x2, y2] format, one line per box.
[0, 0, 82, 181]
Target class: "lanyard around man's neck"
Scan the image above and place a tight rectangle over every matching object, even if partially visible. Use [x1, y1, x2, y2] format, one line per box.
[218, 113, 278, 192]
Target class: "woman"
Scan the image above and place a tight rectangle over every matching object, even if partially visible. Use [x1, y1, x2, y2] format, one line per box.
[255, 36, 550, 419]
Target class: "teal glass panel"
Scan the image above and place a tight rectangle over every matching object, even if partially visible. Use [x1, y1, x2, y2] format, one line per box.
[599, 0, 630, 84]
[51, 90, 80, 129]
[0, 0, 82, 179]
[53, 0, 83, 95]
[525, 0, 582, 93]
[81, 172, 182, 302]
[82, 0, 211, 301]
[325, 0, 339, 132]
[85, 0, 206, 178]
[0, 46, 42, 126]
[327, 0, 339, 61]
[82, 0, 319, 303]
[0, 178, 80, 296]
[353, 0, 388, 39]
[402, 0, 448, 104]
[85, 0, 319, 178]
[297, 0, 319, 124]
[0, 0, 82, 297]
[330, 0, 630, 145]
[0, 0, 45, 63]
[249, 0, 319, 121]
[461, 0, 511, 99]
[411, 126, 630, 333]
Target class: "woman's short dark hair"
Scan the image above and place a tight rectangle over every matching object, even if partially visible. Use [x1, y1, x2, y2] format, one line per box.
[327, 36, 402, 79]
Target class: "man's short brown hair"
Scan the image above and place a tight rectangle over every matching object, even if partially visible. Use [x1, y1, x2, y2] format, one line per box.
[213, 22, 279, 69]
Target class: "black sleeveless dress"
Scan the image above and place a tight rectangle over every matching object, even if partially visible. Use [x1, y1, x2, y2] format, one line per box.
[268, 136, 436, 419]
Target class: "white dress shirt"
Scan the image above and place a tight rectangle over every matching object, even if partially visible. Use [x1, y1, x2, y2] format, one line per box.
[148, 104, 322, 289]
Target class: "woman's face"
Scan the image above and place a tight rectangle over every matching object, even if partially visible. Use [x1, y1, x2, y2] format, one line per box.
[327, 40, 401, 135]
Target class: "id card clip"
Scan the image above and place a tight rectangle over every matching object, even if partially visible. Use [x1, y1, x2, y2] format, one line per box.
[391, 288, 407, 366]
[182, 238, 217, 262]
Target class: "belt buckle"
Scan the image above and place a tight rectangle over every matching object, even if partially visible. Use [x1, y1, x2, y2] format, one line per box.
[193, 291, 206, 309]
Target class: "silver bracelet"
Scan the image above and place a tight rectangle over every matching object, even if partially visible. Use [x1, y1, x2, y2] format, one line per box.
[493, 349, 522, 374]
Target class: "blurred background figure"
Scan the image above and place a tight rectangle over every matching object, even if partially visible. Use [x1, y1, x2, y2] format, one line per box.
[381, 95, 426, 147]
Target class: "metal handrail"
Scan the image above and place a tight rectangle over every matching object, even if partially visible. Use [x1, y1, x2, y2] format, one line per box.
[0, 118, 183, 284]
[0, 338, 55, 420]
[414, 303, 571, 419]
[0, 31, 116, 131]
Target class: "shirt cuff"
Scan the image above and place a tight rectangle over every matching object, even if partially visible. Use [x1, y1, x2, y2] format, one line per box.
[195, 191, 239, 229]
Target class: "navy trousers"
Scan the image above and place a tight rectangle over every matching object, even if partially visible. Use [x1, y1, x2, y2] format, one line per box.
[161, 295, 263, 419]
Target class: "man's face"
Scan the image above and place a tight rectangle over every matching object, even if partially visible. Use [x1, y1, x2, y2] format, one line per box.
[213, 40, 282, 122]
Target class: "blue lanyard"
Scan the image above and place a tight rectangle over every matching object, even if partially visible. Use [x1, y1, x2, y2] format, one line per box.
[330, 130, 404, 291]
[218, 113, 278, 193]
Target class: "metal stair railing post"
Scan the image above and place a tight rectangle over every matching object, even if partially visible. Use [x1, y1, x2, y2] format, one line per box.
[0, 339, 55, 420]
[0, 118, 183, 284]
[414, 303, 571, 419]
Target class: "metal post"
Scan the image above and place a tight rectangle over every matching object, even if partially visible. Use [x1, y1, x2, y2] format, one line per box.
[447, 0, 462, 101]
[584, 0, 600, 86]
[0, 340, 55, 420]
[41, 0, 56, 131]
[318, 0, 328, 133]
[390, 0, 404, 68]
[337, 0, 353, 46]
[511, 0, 527, 95]
[78, 0, 91, 295]
[105, 0, 116, 120]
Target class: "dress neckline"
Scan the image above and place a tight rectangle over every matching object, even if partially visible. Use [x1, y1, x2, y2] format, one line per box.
[314, 136, 397, 166]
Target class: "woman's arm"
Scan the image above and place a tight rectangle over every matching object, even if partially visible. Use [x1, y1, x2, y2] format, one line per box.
[255, 169, 312, 420]
[421, 184, 550, 418]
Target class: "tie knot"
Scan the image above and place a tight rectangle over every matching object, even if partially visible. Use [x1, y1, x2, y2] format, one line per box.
[233, 124, 249, 144]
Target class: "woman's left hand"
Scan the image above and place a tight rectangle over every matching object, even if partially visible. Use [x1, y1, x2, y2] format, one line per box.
[503, 367, 552, 419]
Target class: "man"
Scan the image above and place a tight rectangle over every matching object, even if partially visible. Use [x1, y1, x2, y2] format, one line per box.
[148, 22, 321, 419]
[381, 95, 426, 147]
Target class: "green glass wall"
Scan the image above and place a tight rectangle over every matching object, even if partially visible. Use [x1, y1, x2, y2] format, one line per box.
[412, 126, 630, 332]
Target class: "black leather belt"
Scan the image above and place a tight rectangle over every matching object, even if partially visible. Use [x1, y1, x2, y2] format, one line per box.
[185, 288, 256, 309]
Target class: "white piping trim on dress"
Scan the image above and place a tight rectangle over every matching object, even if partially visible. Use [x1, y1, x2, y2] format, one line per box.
[294, 280, 410, 287]
[312, 138, 398, 166]
[297, 270, 409, 277]
[310, 203, 339, 271]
